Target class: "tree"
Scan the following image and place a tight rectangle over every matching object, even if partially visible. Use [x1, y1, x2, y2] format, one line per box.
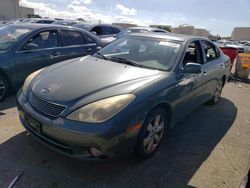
[76, 18, 86, 22]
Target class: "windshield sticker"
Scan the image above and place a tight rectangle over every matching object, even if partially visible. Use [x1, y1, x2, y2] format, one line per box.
[159, 41, 180, 48]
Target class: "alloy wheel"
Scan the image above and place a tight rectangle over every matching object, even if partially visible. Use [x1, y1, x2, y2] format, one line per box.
[214, 80, 223, 103]
[143, 114, 165, 153]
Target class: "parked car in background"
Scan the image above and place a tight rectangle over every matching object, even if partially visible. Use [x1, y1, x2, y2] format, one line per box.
[72, 23, 93, 31]
[115, 27, 169, 39]
[73, 23, 121, 43]
[29, 19, 55, 24]
[215, 39, 244, 54]
[242, 42, 250, 53]
[0, 24, 103, 101]
[17, 33, 230, 161]
[53, 20, 79, 26]
[99, 26, 169, 44]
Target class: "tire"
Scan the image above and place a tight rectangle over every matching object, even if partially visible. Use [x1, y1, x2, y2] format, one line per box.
[0, 75, 9, 102]
[136, 107, 168, 159]
[207, 79, 223, 105]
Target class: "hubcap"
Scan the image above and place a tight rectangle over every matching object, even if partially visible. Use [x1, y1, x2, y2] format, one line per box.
[143, 114, 165, 153]
[0, 79, 6, 99]
[214, 81, 222, 102]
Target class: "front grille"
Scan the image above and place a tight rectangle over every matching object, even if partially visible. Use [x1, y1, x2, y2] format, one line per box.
[29, 93, 66, 117]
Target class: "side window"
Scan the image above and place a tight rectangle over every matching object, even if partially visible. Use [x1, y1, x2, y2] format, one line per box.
[102, 26, 114, 35]
[91, 26, 102, 35]
[201, 40, 219, 62]
[84, 33, 97, 44]
[111, 27, 120, 34]
[182, 41, 203, 67]
[61, 30, 87, 46]
[22, 30, 59, 50]
[154, 30, 166, 33]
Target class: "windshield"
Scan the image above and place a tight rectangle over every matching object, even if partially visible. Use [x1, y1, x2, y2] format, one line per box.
[116, 29, 148, 38]
[0, 25, 32, 50]
[95, 36, 181, 71]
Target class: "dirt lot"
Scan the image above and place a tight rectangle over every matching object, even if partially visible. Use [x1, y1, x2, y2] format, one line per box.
[0, 81, 250, 188]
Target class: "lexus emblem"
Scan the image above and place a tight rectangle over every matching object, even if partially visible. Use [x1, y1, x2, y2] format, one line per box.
[41, 88, 52, 94]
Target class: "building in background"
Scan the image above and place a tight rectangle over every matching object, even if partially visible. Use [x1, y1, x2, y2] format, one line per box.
[194, 28, 210, 37]
[0, 0, 34, 20]
[231, 27, 250, 41]
[172, 24, 209, 37]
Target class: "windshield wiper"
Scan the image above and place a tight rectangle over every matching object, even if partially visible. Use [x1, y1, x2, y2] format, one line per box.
[95, 52, 108, 60]
[109, 57, 141, 67]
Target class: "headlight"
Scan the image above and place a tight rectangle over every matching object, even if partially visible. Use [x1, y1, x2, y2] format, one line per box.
[67, 94, 135, 123]
[22, 69, 43, 96]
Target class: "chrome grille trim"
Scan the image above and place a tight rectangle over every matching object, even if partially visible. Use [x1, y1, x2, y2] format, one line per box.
[29, 93, 66, 117]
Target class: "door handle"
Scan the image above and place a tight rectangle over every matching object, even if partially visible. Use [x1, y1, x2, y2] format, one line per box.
[203, 71, 208, 77]
[220, 64, 225, 69]
[86, 48, 92, 52]
[51, 51, 61, 57]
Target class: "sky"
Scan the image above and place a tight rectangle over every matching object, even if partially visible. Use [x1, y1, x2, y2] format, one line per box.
[20, 0, 250, 37]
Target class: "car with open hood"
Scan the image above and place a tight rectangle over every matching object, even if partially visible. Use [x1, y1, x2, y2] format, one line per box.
[17, 33, 230, 161]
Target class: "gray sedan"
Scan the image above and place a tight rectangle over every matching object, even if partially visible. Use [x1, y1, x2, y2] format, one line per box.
[17, 33, 230, 161]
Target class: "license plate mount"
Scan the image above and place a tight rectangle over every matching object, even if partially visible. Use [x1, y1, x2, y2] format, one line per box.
[25, 114, 42, 133]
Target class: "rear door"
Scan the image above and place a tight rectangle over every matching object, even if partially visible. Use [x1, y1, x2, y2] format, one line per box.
[200, 40, 222, 99]
[15, 29, 61, 86]
[57, 29, 97, 61]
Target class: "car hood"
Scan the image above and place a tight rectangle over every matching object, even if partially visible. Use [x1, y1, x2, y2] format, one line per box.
[31, 56, 165, 106]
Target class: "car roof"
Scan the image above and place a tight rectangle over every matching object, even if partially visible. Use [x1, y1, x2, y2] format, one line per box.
[129, 32, 207, 42]
[128, 26, 165, 32]
[6, 23, 76, 30]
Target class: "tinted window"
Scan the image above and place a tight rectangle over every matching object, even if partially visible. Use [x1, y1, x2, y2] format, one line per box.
[202, 41, 219, 62]
[36, 20, 54, 24]
[102, 26, 114, 35]
[154, 30, 166, 33]
[112, 27, 120, 34]
[84, 33, 97, 44]
[23, 30, 59, 50]
[62, 30, 86, 46]
[91, 26, 102, 35]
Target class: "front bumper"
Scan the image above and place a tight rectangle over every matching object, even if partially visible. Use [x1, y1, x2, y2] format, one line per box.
[17, 91, 144, 161]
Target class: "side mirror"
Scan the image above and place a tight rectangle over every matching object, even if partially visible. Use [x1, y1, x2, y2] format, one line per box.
[91, 31, 97, 35]
[23, 43, 39, 51]
[183, 62, 202, 74]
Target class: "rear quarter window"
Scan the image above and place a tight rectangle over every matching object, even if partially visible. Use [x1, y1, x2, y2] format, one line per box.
[61, 30, 87, 46]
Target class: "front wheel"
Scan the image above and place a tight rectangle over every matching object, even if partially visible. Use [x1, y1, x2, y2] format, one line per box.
[136, 108, 168, 159]
[207, 79, 223, 105]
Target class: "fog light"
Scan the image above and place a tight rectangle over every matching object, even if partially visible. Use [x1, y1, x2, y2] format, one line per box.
[89, 147, 103, 157]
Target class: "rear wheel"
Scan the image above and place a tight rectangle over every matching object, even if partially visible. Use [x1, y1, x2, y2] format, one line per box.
[207, 79, 223, 105]
[136, 108, 168, 159]
[0, 75, 9, 102]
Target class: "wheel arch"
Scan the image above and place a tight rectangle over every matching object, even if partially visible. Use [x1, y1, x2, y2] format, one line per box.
[0, 69, 12, 91]
[151, 102, 173, 126]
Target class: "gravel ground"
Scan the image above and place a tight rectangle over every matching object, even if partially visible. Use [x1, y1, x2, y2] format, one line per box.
[0, 81, 250, 188]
